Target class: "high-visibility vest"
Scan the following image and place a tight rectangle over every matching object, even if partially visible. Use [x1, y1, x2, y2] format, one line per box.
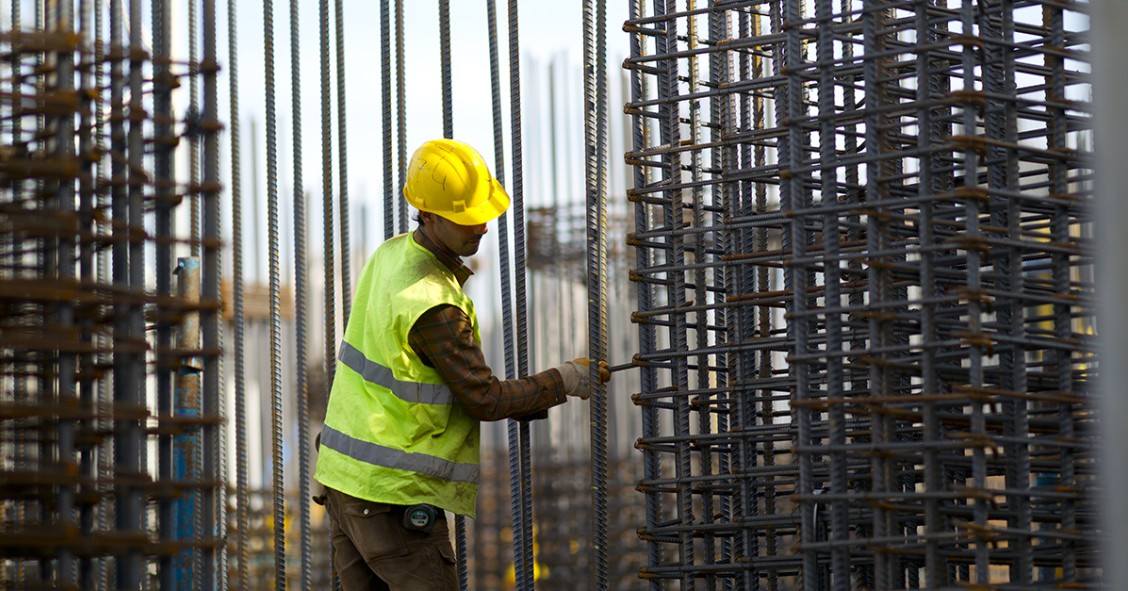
[314, 232, 482, 517]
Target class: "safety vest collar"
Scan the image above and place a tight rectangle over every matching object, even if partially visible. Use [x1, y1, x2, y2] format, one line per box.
[338, 341, 455, 406]
[320, 425, 480, 484]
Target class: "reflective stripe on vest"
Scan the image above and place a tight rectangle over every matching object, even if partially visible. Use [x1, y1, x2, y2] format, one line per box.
[338, 341, 454, 406]
[320, 425, 479, 484]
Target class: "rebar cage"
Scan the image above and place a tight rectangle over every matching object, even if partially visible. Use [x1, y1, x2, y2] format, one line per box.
[625, 0, 1095, 589]
[1, 0, 234, 587]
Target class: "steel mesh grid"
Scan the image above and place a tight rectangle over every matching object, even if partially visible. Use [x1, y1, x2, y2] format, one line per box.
[624, 1, 1095, 589]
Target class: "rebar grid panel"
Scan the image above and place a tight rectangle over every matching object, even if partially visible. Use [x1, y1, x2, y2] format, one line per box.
[0, 2, 223, 588]
[624, 0, 1095, 589]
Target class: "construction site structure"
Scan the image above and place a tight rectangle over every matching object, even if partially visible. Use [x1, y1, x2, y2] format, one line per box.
[0, 0, 1100, 590]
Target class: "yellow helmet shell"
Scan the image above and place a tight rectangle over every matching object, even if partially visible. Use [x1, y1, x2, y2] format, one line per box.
[403, 139, 510, 225]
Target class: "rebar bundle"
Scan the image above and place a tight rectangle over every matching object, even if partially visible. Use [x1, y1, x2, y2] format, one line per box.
[625, 0, 1095, 589]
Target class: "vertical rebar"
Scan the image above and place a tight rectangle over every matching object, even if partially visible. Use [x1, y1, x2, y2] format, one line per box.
[382, 0, 394, 240]
[228, 0, 250, 583]
[111, 0, 143, 583]
[321, 0, 338, 403]
[201, 0, 222, 584]
[439, 0, 453, 139]
[584, 0, 610, 588]
[485, 3, 516, 588]
[295, 176, 311, 591]
[627, 1, 663, 588]
[190, 0, 201, 258]
[77, 1, 97, 586]
[508, 2, 535, 590]
[152, 0, 177, 585]
[263, 0, 286, 585]
[335, 0, 351, 318]
[395, 0, 407, 234]
[292, 0, 311, 586]
[54, 0, 77, 585]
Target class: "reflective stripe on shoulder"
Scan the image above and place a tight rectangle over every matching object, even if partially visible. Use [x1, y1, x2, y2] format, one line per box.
[338, 341, 454, 405]
[320, 425, 479, 484]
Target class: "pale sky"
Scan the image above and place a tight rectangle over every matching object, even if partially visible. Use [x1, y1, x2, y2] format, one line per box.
[214, 0, 630, 286]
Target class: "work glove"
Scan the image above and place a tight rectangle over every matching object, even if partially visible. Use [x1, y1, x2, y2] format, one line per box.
[557, 357, 611, 400]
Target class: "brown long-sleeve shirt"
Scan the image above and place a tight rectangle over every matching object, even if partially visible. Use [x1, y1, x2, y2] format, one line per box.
[407, 230, 566, 421]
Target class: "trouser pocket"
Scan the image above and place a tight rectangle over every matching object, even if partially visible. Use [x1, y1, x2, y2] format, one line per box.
[327, 489, 409, 562]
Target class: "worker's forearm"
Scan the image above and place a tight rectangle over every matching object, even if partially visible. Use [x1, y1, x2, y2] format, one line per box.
[452, 368, 566, 422]
[409, 305, 568, 421]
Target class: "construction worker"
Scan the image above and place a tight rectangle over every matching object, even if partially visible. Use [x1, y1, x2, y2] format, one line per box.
[313, 138, 610, 590]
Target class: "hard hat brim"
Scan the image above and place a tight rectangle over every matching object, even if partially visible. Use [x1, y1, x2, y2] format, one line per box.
[433, 176, 511, 226]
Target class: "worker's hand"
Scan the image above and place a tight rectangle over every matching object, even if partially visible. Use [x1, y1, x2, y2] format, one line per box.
[558, 357, 611, 400]
[575, 357, 611, 384]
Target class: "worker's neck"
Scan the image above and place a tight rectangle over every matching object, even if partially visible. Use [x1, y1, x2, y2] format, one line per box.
[413, 226, 471, 284]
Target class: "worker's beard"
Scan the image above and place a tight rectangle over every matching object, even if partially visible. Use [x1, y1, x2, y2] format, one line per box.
[460, 238, 482, 256]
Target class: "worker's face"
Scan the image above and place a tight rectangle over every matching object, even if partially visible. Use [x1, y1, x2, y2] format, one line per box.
[426, 213, 488, 257]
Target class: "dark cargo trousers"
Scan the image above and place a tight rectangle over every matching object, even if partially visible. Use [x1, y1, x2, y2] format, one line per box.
[325, 487, 458, 591]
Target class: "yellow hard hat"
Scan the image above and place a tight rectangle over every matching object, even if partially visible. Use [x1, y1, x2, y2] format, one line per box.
[403, 139, 510, 225]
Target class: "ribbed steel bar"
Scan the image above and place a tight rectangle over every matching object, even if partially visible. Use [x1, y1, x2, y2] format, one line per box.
[294, 160, 312, 591]
[778, 2, 814, 588]
[228, 0, 249, 584]
[77, 1, 97, 586]
[334, 0, 351, 321]
[711, 4, 748, 591]
[152, 0, 178, 585]
[1045, 2, 1079, 582]
[204, 0, 225, 581]
[507, 2, 536, 589]
[263, 0, 286, 585]
[382, 0, 394, 241]
[625, 1, 1096, 589]
[321, 0, 338, 405]
[913, 3, 944, 585]
[627, 1, 665, 588]
[294, 1, 312, 588]
[427, 1, 467, 585]
[486, 0, 526, 586]
[128, 0, 149, 584]
[439, 0, 453, 139]
[583, 0, 610, 588]
[484, 3, 511, 588]
[283, 0, 309, 588]
[958, 1, 988, 579]
[201, 0, 222, 586]
[684, 5, 722, 590]
[55, 1, 77, 585]
[815, 2, 847, 587]
[190, 0, 201, 258]
[395, 0, 407, 234]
